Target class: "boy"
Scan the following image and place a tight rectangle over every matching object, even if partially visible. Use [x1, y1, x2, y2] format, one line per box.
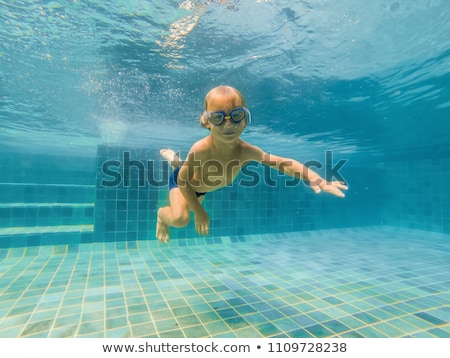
[156, 85, 348, 242]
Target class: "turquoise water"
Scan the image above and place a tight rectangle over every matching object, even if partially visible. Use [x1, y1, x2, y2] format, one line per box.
[1, 1, 449, 338]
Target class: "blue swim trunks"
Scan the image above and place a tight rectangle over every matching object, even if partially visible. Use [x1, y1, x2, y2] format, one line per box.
[169, 167, 206, 197]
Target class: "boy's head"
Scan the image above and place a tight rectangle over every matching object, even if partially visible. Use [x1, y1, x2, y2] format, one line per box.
[200, 85, 249, 129]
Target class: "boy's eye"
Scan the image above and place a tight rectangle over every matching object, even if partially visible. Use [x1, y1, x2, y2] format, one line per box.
[210, 113, 224, 123]
[231, 110, 245, 121]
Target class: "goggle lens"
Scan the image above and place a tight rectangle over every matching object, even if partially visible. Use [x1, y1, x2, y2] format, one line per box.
[209, 112, 225, 125]
[231, 109, 245, 122]
[207, 108, 247, 125]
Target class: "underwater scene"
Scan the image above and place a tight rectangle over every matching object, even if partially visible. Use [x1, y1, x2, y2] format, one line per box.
[0, 0, 449, 339]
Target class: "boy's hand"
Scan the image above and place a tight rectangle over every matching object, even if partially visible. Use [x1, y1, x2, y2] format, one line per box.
[311, 179, 348, 198]
[194, 209, 210, 236]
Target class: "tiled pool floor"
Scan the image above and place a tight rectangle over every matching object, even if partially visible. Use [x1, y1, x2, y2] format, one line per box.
[0, 226, 449, 338]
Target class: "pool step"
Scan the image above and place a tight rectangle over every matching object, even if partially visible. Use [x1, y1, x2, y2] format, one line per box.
[0, 224, 94, 236]
[0, 224, 94, 248]
[0, 203, 94, 228]
[0, 183, 96, 247]
[0, 183, 95, 203]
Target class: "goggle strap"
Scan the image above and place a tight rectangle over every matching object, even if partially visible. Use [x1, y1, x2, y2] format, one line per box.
[246, 109, 252, 125]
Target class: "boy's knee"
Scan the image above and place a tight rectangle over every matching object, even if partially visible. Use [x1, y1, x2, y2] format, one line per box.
[172, 213, 190, 228]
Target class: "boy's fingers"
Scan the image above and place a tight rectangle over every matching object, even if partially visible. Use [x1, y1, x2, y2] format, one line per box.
[334, 181, 348, 190]
[196, 224, 210, 236]
[335, 189, 345, 198]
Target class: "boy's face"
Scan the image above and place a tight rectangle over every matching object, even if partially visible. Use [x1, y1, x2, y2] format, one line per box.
[205, 97, 247, 141]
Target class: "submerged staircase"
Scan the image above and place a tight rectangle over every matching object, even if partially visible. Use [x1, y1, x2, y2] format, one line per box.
[0, 183, 95, 248]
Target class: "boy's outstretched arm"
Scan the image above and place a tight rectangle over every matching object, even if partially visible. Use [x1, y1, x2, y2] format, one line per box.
[245, 145, 348, 198]
[265, 153, 347, 197]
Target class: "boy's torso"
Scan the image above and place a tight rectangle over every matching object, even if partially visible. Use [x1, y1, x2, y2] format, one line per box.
[187, 137, 258, 193]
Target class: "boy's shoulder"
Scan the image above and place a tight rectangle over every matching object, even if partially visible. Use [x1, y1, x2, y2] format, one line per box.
[239, 140, 266, 162]
[186, 137, 213, 162]
[190, 136, 211, 153]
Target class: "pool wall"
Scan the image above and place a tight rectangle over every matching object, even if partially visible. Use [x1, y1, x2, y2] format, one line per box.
[1, 143, 448, 249]
[381, 155, 450, 233]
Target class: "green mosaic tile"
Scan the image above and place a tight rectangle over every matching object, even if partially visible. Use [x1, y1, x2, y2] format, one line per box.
[48, 325, 78, 338]
[340, 330, 364, 338]
[305, 323, 334, 338]
[287, 328, 314, 338]
[357, 326, 389, 338]
[372, 322, 404, 337]
[105, 327, 131, 338]
[159, 329, 185, 338]
[338, 315, 366, 330]
[256, 322, 281, 337]
[131, 322, 157, 337]
[322, 319, 351, 334]
[182, 325, 209, 338]
[0, 227, 448, 339]
[20, 319, 53, 337]
[204, 320, 230, 335]
[234, 326, 264, 338]
[428, 327, 450, 338]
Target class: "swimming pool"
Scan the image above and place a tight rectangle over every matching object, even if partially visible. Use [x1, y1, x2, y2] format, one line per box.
[1, 1, 449, 338]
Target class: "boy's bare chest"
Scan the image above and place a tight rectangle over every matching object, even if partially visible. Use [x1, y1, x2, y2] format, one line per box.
[193, 158, 244, 189]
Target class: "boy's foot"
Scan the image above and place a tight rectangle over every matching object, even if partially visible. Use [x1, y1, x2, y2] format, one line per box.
[160, 149, 182, 169]
[156, 209, 170, 243]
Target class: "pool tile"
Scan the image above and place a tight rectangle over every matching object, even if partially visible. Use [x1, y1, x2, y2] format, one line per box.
[216, 307, 239, 319]
[131, 323, 157, 337]
[182, 325, 209, 338]
[340, 331, 364, 338]
[372, 322, 404, 337]
[353, 311, 380, 324]
[106, 316, 127, 330]
[225, 316, 249, 330]
[105, 327, 131, 338]
[20, 319, 53, 337]
[291, 314, 316, 327]
[0, 227, 449, 339]
[261, 309, 285, 320]
[159, 329, 184, 338]
[205, 320, 230, 335]
[428, 327, 450, 338]
[234, 326, 264, 337]
[154, 318, 178, 333]
[305, 323, 334, 338]
[414, 312, 447, 325]
[256, 322, 281, 337]
[287, 328, 314, 338]
[48, 325, 78, 338]
[177, 314, 201, 326]
[322, 319, 351, 334]
[357, 326, 388, 338]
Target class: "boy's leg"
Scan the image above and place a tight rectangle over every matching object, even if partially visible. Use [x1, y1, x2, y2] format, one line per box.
[160, 149, 182, 169]
[156, 188, 191, 243]
[157, 148, 205, 242]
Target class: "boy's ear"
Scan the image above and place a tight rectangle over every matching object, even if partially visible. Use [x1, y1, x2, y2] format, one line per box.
[200, 111, 211, 129]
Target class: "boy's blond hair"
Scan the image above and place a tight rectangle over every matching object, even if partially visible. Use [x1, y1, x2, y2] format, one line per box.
[199, 85, 247, 128]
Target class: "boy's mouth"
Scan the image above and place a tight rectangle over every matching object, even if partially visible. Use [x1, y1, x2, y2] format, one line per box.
[221, 131, 236, 136]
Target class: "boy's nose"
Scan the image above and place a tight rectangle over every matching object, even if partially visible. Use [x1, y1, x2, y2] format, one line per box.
[223, 116, 233, 126]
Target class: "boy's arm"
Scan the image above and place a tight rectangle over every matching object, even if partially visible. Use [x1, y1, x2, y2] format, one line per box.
[245, 144, 347, 198]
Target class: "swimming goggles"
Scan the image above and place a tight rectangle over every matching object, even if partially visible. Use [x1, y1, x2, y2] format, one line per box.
[205, 107, 251, 126]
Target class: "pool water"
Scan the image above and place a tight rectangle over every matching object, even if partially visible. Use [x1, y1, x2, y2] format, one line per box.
[1, 1, 449, 339]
